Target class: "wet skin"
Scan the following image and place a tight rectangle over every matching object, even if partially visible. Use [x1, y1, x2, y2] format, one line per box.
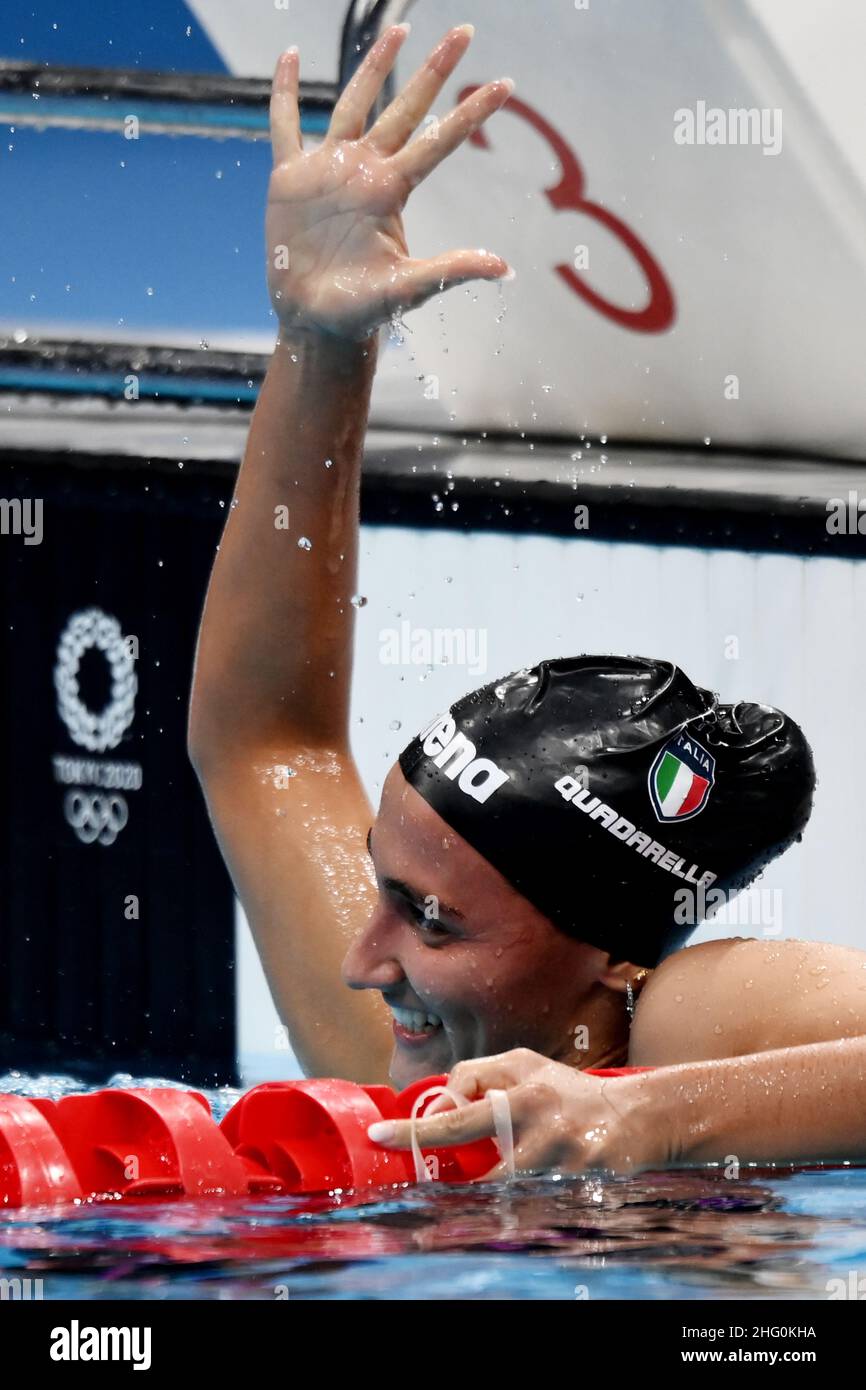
[342, 762, 634, 1088]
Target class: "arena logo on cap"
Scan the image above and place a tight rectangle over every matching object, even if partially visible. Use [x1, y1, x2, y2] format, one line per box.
[417, 712, 510, 804]
[649, 730, 715, 823]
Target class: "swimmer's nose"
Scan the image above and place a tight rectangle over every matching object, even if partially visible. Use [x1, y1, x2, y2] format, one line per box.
[341, 911, 405, 992]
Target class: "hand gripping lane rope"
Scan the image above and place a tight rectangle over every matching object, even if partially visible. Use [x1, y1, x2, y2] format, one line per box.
[0, 1068, 649, 1208]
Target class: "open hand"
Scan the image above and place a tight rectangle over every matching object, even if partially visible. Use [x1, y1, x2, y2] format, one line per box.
[266, 24, 514, 339]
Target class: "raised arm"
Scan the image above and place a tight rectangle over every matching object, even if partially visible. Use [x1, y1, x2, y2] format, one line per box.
[187, 25, 513, 1081]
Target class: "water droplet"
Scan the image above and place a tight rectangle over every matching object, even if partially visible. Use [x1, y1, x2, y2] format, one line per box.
[351, 594, 367, 608]
[297, 537, 312, 551]
[389, 720, 401, 731]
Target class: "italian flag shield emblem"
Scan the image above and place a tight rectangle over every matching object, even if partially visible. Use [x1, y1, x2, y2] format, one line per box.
[649, 730, 716, 823]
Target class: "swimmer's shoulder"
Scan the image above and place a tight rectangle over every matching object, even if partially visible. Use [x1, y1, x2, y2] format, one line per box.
[628, 936, 866, 1065]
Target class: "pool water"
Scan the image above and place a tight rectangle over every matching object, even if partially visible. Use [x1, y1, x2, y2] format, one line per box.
[2, 1074, 865, 1301]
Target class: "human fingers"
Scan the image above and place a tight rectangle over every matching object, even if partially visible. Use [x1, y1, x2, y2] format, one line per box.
[328, 23, 411, 142]
[369, 1075, 552, 1152]
[443, 1048, 548, 1102]
[269, 47, 301, 166]
[368, 1093, 499, 1150]
[367, 23, 474, 155]
[376, 246, 511, 318]
[393, 76, 514, 185]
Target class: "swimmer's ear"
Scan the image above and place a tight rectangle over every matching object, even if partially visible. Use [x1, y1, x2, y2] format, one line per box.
[598, 958, 645, 995]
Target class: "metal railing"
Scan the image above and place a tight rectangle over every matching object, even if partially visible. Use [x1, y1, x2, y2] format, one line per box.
[0, 0, 414, 139]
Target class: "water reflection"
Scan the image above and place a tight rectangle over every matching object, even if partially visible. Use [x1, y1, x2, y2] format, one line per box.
[1, 1168, 859, 1300]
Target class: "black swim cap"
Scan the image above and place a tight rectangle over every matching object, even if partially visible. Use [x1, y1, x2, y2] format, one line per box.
[398, 656, 815, 967]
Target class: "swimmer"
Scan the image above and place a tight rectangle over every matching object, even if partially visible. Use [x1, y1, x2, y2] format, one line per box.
[188, 24, 866, 1174]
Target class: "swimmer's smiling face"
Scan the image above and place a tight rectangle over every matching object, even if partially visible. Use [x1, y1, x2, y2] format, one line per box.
[341, 763, 619, 1088]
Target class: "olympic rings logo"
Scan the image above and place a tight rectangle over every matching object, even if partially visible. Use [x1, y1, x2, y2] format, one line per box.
[54, 608, 137, 752]
[63, 790, 129, 846]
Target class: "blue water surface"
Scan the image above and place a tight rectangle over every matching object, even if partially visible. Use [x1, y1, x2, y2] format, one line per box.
[2, 1072, 865, 1301]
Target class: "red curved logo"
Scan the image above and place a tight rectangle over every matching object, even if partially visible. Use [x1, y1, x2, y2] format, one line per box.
[460, 87, 676, 334]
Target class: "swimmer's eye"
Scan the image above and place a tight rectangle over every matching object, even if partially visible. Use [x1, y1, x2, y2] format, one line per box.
[392, 891, 455, 940]
[415, 913, 452, 940]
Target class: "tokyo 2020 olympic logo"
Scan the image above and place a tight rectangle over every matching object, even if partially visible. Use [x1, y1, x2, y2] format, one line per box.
[63, 790, 129, 847]
[53, 608, 139, 847]
[54, 608, 137, 753]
